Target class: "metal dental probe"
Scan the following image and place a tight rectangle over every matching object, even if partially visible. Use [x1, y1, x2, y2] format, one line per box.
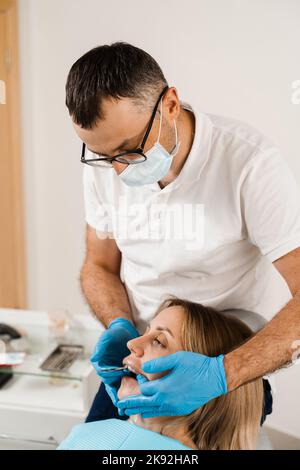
[98, 365, 129, 372]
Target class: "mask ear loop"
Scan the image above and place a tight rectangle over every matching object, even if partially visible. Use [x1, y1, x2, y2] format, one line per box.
[157, 99, 180, 156]
[169, 116, 181, 156]
[173, 118, 178, 144]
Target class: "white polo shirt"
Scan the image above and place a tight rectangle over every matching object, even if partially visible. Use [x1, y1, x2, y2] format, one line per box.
[83, 101, 300, 332]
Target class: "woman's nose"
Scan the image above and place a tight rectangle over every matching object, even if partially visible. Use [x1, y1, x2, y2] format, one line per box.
[127, 336, 145, 357]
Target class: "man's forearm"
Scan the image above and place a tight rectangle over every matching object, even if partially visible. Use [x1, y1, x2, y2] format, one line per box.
[224, 290, 300, 391]
[80, 261, 134, 328]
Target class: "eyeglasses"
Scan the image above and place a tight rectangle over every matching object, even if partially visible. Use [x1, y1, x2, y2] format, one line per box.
[80, 85, 169, 168]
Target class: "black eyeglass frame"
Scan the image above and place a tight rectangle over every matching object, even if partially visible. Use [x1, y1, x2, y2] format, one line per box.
[80, 85, 169, 166]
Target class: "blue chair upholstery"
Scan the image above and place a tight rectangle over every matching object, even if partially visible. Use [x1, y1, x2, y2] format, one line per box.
[57, 418, 193, 450]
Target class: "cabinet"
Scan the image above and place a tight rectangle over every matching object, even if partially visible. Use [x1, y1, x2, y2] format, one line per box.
[0, 308, 103, 449]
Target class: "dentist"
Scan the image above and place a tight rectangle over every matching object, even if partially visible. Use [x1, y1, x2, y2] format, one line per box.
[65, 42, 300, 421]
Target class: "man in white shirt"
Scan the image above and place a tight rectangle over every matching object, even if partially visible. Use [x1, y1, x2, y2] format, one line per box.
[65, 42, 300, 423]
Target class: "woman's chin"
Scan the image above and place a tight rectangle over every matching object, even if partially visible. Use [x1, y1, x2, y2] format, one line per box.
[117, 375, 141, 400]
[118, 377, 160, 429]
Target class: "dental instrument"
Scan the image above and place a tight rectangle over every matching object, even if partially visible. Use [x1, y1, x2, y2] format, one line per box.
[98, 365, 129, 372]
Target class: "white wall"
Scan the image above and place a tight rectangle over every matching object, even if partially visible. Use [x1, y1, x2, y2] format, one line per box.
[18, 0, 300, 438]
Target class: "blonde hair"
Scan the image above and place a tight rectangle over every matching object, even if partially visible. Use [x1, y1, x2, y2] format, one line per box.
[154, 297, 264, 450]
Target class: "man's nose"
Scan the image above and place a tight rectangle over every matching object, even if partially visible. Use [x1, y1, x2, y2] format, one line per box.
[112, 161, 128, 175]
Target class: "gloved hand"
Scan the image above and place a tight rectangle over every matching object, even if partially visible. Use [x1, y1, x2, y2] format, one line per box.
[117, 351, 228, 418]
[90, 317, 140, 406]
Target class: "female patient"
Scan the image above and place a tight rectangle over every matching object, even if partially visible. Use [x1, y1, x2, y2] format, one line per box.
[58, 298, 264, 450]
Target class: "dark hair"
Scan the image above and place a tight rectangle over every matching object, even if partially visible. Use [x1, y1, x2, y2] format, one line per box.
[65, 42, 168, 129]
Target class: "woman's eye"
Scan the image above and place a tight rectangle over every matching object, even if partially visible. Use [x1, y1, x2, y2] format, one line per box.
[153, 337, 165, 348]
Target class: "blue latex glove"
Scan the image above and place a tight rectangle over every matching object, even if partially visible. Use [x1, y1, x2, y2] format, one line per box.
[117, 351, 228, 418]
[90, 317, 140, 406]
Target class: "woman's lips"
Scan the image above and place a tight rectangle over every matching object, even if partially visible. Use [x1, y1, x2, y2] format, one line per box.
[123, 358, 144, 376]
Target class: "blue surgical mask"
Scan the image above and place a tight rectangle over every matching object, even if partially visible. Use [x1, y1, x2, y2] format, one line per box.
[120, 98, 181, 187]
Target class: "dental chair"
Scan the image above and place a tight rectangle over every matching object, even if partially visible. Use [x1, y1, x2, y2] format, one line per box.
[220, 308, 274, 450]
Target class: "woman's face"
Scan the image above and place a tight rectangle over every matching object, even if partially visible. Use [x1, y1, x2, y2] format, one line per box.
[117, 306, 184, 400]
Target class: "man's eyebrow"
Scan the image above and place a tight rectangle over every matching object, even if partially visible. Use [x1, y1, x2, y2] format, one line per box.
[87, 133, 141, 157]
[111, 137, 132, 153]
[146, 323, 174, 338]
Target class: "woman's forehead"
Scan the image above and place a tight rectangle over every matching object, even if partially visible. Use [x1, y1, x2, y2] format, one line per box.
[151, 306, 184, 335]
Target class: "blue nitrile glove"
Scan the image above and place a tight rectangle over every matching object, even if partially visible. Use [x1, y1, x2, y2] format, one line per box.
[90, 317, 140, 406]
[117, 351, 228, 418]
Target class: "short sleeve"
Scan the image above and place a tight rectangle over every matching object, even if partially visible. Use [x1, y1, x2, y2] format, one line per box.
[82, 165, 113, 233]
[241, 148, 300, 262]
